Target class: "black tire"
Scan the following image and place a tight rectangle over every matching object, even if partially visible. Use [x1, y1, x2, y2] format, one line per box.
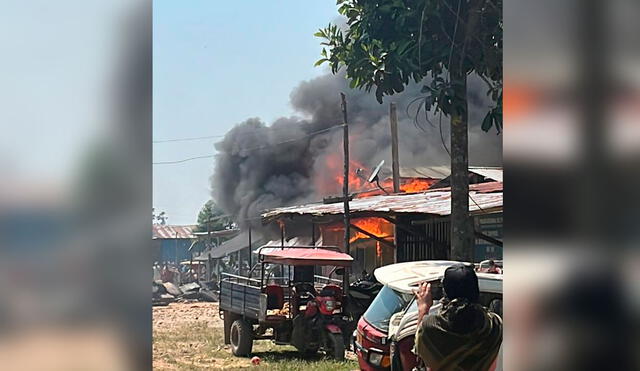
[230, 319, 253, 356]
[223, 311, 234, 344]
[303, 345, 320, 356]
[326, 332, 345, 361]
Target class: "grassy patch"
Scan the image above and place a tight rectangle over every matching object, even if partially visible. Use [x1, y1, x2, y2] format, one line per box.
[154, 321, 358, 370]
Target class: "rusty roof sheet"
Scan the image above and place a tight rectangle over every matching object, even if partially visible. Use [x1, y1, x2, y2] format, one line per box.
[152, 224, 196, 239]
[262, 182, 502, 219]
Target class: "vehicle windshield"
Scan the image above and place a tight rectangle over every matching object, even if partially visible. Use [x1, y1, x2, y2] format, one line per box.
[363, 285, 412, 332]
[406, 297, 418, 313]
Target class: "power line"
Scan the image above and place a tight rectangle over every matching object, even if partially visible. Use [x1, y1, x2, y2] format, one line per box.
[153, 121, 324, 144]
[153, 154, 215, 165]
[153, 134, 225, 143]
[153, 124, 344, 165]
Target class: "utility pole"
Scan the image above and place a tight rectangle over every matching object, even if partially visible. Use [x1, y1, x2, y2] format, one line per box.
[389, 102, 400, 193]
[175, 230, 178, 265]
[341, 92, 350, 256]
[207, 216, 212, 281]
[248, 225, 252, 274]
[175, 230, 180, 284]
[341, 93, 351, 292]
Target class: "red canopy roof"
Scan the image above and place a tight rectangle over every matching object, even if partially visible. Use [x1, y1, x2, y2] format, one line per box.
[260, 247, 353, 267]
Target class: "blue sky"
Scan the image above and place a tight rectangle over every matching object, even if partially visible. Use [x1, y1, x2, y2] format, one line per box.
[153, 1, 340, 225]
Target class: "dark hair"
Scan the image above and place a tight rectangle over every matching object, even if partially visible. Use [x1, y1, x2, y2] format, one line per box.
[443, 264, 480, 303]
[442, 264, 484, 333]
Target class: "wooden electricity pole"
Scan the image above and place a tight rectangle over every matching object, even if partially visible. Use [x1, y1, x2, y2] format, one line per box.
[341, 93, 351, 291]
[248, 225, 252, 273]
[389, 102, 400, 193]
[341, 92, 350, 256]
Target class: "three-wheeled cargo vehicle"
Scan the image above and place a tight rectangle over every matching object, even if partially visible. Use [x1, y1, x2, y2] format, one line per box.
[219, 246, 353, 360]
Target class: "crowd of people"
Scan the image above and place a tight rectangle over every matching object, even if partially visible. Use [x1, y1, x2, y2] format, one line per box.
[152, 261, 204, 285]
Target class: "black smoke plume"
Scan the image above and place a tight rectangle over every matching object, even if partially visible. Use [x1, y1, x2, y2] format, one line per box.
[212, 72, 501, 225]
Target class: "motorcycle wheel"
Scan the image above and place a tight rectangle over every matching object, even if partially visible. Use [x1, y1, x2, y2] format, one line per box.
[326, 333, 345, 361]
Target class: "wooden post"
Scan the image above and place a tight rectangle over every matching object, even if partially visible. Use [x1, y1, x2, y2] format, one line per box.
[174, 231, 178, 264]
[390, 102, 400, 193]
[280, 221, 285, 249]
[341, 92, 351, 256]
[341, 93, 351, 293]
[248, 226, 252, 274]
[190, 243, 193, 282]
[174, 231, 179, 284]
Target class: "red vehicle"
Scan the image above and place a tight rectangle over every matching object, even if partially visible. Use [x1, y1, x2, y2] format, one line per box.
[219, 246, 353, 360]
[354, 285, 403, 369]
[354, 267, 429, 370]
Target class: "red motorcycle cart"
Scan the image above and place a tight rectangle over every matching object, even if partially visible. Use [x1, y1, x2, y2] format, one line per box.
[219, 246, 353, 360]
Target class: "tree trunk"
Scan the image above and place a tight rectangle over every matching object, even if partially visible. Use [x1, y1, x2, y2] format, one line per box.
[449, 68, 472, 261]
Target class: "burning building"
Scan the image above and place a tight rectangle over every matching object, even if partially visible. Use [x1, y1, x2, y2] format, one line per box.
[261, 169, 503, 276]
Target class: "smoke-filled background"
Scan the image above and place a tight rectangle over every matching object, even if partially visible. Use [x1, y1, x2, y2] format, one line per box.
[212, 72, 501, 224]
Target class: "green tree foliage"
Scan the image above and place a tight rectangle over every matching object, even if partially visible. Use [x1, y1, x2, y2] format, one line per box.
[196, 200, 235, 232]
[152, 208, 168, 225]
[316, 0, 502, 133]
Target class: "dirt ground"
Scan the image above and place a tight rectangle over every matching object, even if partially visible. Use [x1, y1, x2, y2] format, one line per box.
[153, 301, 358, 370]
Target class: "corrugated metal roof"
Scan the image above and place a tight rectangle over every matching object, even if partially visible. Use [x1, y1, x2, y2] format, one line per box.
[152, 224, 196, 239]
[257, 236, 323, 255]
[429, 181, 503, 194]
[262, 181, 502, 219]
[396, 166, 502, 181]
[193, 229, 240, 238]
[398, 166, 452, 179]
[205, 230, 265, 259]
[468, 167, 503, 182]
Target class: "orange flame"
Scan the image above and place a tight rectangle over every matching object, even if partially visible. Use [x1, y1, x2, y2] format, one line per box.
[349, 217, 393, 243]
[399, 178, 436, 193]
[316, 145, 435, 197]
[321, 217, 394, 244]
[353, 177, 435, 198]
[315, 153, 370, 195]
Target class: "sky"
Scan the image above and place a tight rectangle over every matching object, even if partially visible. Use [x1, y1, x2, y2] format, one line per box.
[153, 1, 340, 225]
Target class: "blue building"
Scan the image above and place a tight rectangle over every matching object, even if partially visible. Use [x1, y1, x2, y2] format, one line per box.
[152, 224, 197, 264]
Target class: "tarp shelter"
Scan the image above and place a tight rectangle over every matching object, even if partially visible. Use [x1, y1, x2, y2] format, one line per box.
[259, 247, 353, 267]
[204, 230, 264, 259]
[192, 229, 265, 281]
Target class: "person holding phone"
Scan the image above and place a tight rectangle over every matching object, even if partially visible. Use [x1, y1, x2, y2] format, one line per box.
[413, 264, 502, 371]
